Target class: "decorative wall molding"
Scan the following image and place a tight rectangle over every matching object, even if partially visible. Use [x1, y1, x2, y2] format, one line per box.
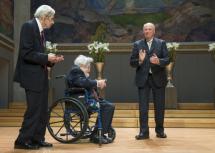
[0, 33, 14, 52]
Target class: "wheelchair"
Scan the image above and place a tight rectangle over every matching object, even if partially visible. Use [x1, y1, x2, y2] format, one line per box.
[47, 75, 116, 146]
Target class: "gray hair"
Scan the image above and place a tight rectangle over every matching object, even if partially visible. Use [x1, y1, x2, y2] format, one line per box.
[143, 22, 155, 30]
[74, 55, 93, 67]
[34, 5, 55, 19]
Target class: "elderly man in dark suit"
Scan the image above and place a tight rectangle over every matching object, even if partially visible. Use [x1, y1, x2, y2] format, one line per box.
[66, 55, 115, 144]
[14, 5, 64, 149]
[130, 23, 169, 140]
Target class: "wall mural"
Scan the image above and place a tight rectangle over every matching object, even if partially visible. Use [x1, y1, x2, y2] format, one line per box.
[0, 0, 13, 38]
[31, 0, 215, 43]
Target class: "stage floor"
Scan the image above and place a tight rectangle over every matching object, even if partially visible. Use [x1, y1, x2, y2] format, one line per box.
[0, 127, 214, 153]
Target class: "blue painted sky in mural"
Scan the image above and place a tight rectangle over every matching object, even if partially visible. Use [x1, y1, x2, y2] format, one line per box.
[87, 0, 185, 14]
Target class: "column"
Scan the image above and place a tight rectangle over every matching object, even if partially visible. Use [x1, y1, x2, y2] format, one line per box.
[13, 0, 31, 102]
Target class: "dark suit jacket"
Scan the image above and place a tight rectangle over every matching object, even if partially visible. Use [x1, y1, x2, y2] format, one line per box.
[130, 38, 170, 88]
[14, 18, 52, 92]
[66, 66, 97, 93]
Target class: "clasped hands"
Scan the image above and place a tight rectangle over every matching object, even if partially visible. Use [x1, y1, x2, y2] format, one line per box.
[48, 53, 64, 63]
[139, 49, 160, 65]
[97, 79, 107, 89]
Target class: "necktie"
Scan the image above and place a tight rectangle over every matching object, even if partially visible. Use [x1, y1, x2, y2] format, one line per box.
[41, 31, 47, 71]
[41, 31, 45, 47]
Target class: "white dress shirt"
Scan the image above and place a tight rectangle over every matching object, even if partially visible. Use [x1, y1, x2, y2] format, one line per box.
[147, 38, 153, 74]
[147, 38, 153, 50]
[35, 18, 43, 34]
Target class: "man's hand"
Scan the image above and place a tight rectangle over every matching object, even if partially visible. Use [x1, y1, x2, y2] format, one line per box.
[48, 53, 64, 63]
[150, 53, 160, 65]
[48, 53, 56, 63]
[55, 55, 64, 62]
[97, 79, 107, 89]
[139, 49, 146, 64]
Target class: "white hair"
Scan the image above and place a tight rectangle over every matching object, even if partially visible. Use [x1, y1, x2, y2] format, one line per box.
[74, 55, 93, 67]
[34, 5, 55, 19]
[143, 22, 155, 30]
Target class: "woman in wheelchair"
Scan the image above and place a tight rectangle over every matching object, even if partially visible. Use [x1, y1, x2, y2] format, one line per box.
[66, 55, 115, 144]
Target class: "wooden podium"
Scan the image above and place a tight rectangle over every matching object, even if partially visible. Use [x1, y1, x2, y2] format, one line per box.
[165, 87, 177, 109]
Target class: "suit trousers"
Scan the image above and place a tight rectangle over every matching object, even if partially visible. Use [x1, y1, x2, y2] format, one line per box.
[98, 100, 115, 134]
[138, 75, 165, 134]
[16, 81, 48, 143]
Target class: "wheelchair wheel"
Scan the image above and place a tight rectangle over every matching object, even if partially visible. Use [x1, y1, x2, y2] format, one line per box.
[106, 127, 116, 143]
[47, 97, 89, 143]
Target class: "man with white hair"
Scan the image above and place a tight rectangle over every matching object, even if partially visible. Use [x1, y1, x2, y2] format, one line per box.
[14, 5, 64, 149]
[130, 22, 169, 140]
[66, 55, 115, 144]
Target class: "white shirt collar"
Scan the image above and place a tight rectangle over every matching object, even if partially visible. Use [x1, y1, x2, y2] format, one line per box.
[147, 38, 153, 50]
[35, 18, 43, 33]
[147, 38, 153, 43]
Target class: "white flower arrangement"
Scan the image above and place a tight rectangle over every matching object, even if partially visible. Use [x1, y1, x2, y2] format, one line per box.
[87, 41, 110, 62]
[166, 42, 180, 50]
[208, 43, 215, 52]
[208, 42, 215, 61]
[45, 41, 58, 54]
[166, 42, 180, 62]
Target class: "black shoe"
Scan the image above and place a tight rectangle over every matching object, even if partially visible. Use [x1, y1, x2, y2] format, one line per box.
[14, 141, 39, 150]
[103, 135, 113, 143]
[156, 132, 167, 138]
[33, 141, 53, 147]
[135, 133, 149, 140]
[90, 135, 109, 144]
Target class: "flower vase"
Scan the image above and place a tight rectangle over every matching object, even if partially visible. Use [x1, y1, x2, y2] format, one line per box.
[211, 51, 215, 63]
[95, 62, 104, 80]
[95, 62, 105, 98]
[47, 67, 52, 80]
[166, 62, 175, 87]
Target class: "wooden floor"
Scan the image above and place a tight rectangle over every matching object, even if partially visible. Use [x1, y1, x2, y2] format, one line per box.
[0, 127, 215, 153]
